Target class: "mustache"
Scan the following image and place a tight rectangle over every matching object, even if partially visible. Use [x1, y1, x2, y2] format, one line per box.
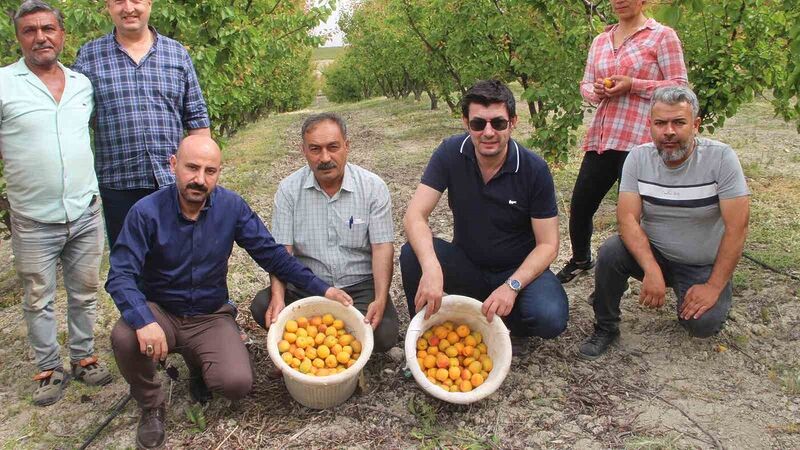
[33, 44, 54, 51]
[186, 183, 208, 192]
[317, 161, 337, 170]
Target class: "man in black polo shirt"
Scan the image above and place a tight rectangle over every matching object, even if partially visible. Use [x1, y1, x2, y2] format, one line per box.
[400, 80, 569, 350]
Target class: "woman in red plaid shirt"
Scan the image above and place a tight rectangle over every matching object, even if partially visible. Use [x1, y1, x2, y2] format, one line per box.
[557, 0, 688, 283]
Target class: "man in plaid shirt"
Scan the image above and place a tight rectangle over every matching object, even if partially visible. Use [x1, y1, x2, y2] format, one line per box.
[557, 0, 688, 284]
[73, 0, 211, 248]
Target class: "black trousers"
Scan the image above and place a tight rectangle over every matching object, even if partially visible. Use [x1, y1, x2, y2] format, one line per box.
[100, 186, 158, 249]
[568, 150, 629, 262]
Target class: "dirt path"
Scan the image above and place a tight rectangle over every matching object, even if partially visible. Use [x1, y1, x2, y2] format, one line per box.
[0, 95, 798, 449]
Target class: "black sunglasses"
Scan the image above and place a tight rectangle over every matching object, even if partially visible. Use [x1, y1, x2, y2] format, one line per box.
[468, 117, 510, 132]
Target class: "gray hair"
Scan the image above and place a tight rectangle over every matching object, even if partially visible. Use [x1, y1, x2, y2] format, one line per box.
[14, 0, 65, 32]
[651, 85, 700, 118]
[301, 113, 347, 141]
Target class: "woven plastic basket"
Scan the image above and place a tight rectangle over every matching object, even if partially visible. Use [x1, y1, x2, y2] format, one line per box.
[405, 295, 511, 404]
[267, 296, 374, 409]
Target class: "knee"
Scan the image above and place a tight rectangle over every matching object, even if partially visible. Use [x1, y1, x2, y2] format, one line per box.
[596, 235, 625, 266]
[249, 289, 270, 330]
[214, 369, 253, 401]
[111, 319, 139, 355]
[521, 298, 569, 340]
[681, 315, 726, 338]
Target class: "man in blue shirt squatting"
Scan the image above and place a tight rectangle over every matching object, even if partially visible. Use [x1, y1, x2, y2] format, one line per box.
[577, 86, 750, 360]
[73, 0, 211, 248]
[1, 0, 112, 407]
[400, 80, 569, 354]
[250, 113, 400, 353]
[106, 135, 353, 450]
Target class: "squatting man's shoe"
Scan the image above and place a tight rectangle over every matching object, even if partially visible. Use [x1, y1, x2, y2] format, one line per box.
[577, 329, 620, 360]
[137, 405, 166, 449]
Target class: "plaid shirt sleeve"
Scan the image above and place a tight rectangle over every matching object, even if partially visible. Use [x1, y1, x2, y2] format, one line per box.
[630, 27, 688, 98]
[181, 49, 210, 130]
[580, 35, 603, 105]
[271, 181, 295, 245]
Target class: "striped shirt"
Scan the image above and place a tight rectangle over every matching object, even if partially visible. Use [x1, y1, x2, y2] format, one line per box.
[73, 28, 210, 190]
[620, 138, 750, 265]
[272, 163, 394, 288]
[581, 18, 688, 153]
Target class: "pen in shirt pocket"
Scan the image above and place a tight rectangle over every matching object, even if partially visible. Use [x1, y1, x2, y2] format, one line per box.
[349, 216, 353, 229]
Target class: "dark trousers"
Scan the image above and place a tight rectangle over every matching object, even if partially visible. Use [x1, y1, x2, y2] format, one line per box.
[250, 278, 400, 352]
[399, 239, 569, 339]
[111, 302, 252, 409]
[568, 150, 629, 262]
[593, 235, 732, 337]
[100, 186, 158, 249]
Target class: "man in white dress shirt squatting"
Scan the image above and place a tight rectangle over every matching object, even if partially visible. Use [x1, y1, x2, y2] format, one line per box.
[250, 113, 400, 352]
[578, 85, 751, 360]
[0, 0, 111, 407]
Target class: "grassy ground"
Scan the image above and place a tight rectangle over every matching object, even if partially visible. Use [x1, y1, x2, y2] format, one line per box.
[0, 93, 798, 449]
[312, 46, 345, 62]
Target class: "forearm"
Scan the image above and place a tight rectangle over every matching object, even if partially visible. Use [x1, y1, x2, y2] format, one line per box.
[371, 243, 394, 304]
[187, 127, 211, 137]
[269, 274, 287, 301]
[619, 220, 659, 273]
[509, 242, 558, 287]
[707, 226, 748, 289]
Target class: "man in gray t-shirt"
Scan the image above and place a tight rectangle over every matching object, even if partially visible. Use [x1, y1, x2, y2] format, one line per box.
[578, 86, 750, 360]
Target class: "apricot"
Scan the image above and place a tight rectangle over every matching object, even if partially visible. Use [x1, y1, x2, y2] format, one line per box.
[281, 352, 293, 364]
[427, 375, 438, 384]
[481, 358, 493, 372]
[305, 347, 317, 359]
[351, 340, 362, 353]
[322, 313, 335, 326]
[313, 358, 325, 369]
[325, 326, 338, 337]
[422, 330, 433, 339]
[442, 321, 455, 330]
[603, 77, 614, 89]
[450, 385, 460, 393]
[456, 324, 470, 338]
[471, 373, 485, 387]
[314, 333, 326, 345]
[448, 366, 461, 381]
[317, 368, 330, 377]
[464, 335, 477, 347]
[346, 359, 356, 368]
[336, 351, 350, 364]
[284, 332, 297, 344]
[460, 380, 473, 392]
[317, 324, 327, 333]
[446, 331, 460, 345]
[445, 346, 459, 358]
[461, 368, 472, 380]
[307, 325, 319, 338]
[325, 355, 338, 368]
[296, 317, 309, 328]
[310, 316, 322, 326]
[291, 358, 301, 368]
[428, 336, 441, 347]
[435, 368, 449, 382]
[299, 359, 313, 373]
[472, 332, 483, 345]
[437, 340, 449, 352]
[332, 319, 345, 330]
[324, 336, 338, 348]
[292, 348, 305, 359]
[277, 340, 290, 353]
[468, 361, 482, 374]
[296, 328, 308, 338]
[285, 320, 299, 333]
[427, 368, 437, 378]
[449, 357, 459, 368]
[433, 326, 448, 339]
[436, 354, 450, 369]
[317, 345, 331, 359]
[427, 346, 439, 356]
[463, 346, 475, 357]
[343, 345, 353, 354]
[331, 344, 343, 355]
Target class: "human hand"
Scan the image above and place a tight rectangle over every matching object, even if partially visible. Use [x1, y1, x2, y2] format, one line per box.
[415, 268, 444, 320]
[136, 322, 168, 362]
[264, 296, 285, 327]
[364, 300, 386, 330]
[639, 268, 666, 309]
[593, 79, 609, 99]
[680, 283, 721, 320]
[481, 284, 517, 322]
[324, 287, 353, 307]
[606, 75, 632, 97]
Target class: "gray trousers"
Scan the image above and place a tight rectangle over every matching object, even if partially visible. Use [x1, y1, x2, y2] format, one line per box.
[593, 235, 732, 337]
[11, 200, 104, 371]
[250, 278, 400, 352]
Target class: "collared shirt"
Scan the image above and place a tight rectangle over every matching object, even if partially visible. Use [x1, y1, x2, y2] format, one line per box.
[421, 134, 558, 272]
[580, 18, 688, 153]
[0, 59, 98, 223]
[272, 163, 394, 288]
[73, 28, 211, 190]
[106, 184, 330, 329]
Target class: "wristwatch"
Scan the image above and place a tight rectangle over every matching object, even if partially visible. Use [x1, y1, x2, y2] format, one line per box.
[506, 278, 522, 293]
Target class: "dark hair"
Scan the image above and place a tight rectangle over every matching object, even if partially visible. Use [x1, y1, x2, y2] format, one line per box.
[14, 0, 64, 32]
[301, 112, 348, 140]
[460, 79, 516, 118]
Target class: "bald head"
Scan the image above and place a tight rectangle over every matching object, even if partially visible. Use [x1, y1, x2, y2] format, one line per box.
[171, 135, 222, 208]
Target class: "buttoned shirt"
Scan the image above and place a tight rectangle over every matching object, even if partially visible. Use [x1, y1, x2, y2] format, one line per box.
[106, 184, 330, 329]
[580, 18, 688, 153]
[421, 134, 558, 272]
[0, 59, 98, 223]
[272, 163, 394, 288]
[73, 28, 210, 190]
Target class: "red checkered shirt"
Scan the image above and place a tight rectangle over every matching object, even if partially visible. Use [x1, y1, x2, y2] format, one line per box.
[581, 18, 688, 154]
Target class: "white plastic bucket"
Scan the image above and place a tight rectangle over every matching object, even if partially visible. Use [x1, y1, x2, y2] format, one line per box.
[405, 295, 512, 404]
[267, 296, 374, 409]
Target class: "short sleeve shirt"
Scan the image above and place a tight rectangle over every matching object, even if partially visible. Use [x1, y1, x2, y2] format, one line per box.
[421, 134, 558, 272]
[271, 163, 394, 288]
[0, 59, 98, 223]
[73, 28, 210, 190]
[620, 138, 750, 265]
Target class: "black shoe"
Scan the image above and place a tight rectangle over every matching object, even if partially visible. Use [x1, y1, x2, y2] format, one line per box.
[189, 375, 212, 405]
[510, 336, 529, 357]
[136, 405, 166, 449]
[556, 258, 595, 283]
[577, 329, 619, 360]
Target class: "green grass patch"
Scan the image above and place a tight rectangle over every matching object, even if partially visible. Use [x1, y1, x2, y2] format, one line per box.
[312, 46, 344, 61]
[744, 176, 800, 271]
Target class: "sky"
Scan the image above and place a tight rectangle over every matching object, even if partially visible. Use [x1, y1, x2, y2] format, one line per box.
[312, 0, 353, 47]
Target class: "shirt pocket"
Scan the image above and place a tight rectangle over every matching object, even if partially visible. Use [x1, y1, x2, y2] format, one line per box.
[618, 43, 660, 80]
[337, 217, 369, 249]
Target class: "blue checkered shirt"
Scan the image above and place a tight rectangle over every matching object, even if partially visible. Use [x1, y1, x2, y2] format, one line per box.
[73, 28, 210, 190]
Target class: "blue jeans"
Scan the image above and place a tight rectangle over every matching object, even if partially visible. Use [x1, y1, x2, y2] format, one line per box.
[399, 239, 569, 338]
[100, 186, 158, 249]
[10, 200, 105, 371]
[593, 235, 732, 337]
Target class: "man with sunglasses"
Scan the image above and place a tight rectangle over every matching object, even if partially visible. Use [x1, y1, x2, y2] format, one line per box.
[400, 80, 569, 353]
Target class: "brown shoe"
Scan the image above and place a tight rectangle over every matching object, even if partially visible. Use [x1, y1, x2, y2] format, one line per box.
[136, 405, 166, 449]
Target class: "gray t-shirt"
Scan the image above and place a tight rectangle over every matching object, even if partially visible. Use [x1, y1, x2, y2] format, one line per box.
[620, 138, 750, 265]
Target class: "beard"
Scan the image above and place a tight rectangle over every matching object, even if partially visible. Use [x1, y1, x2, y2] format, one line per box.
[657, 139, 692, 164]
[181, 183, 209, 204]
